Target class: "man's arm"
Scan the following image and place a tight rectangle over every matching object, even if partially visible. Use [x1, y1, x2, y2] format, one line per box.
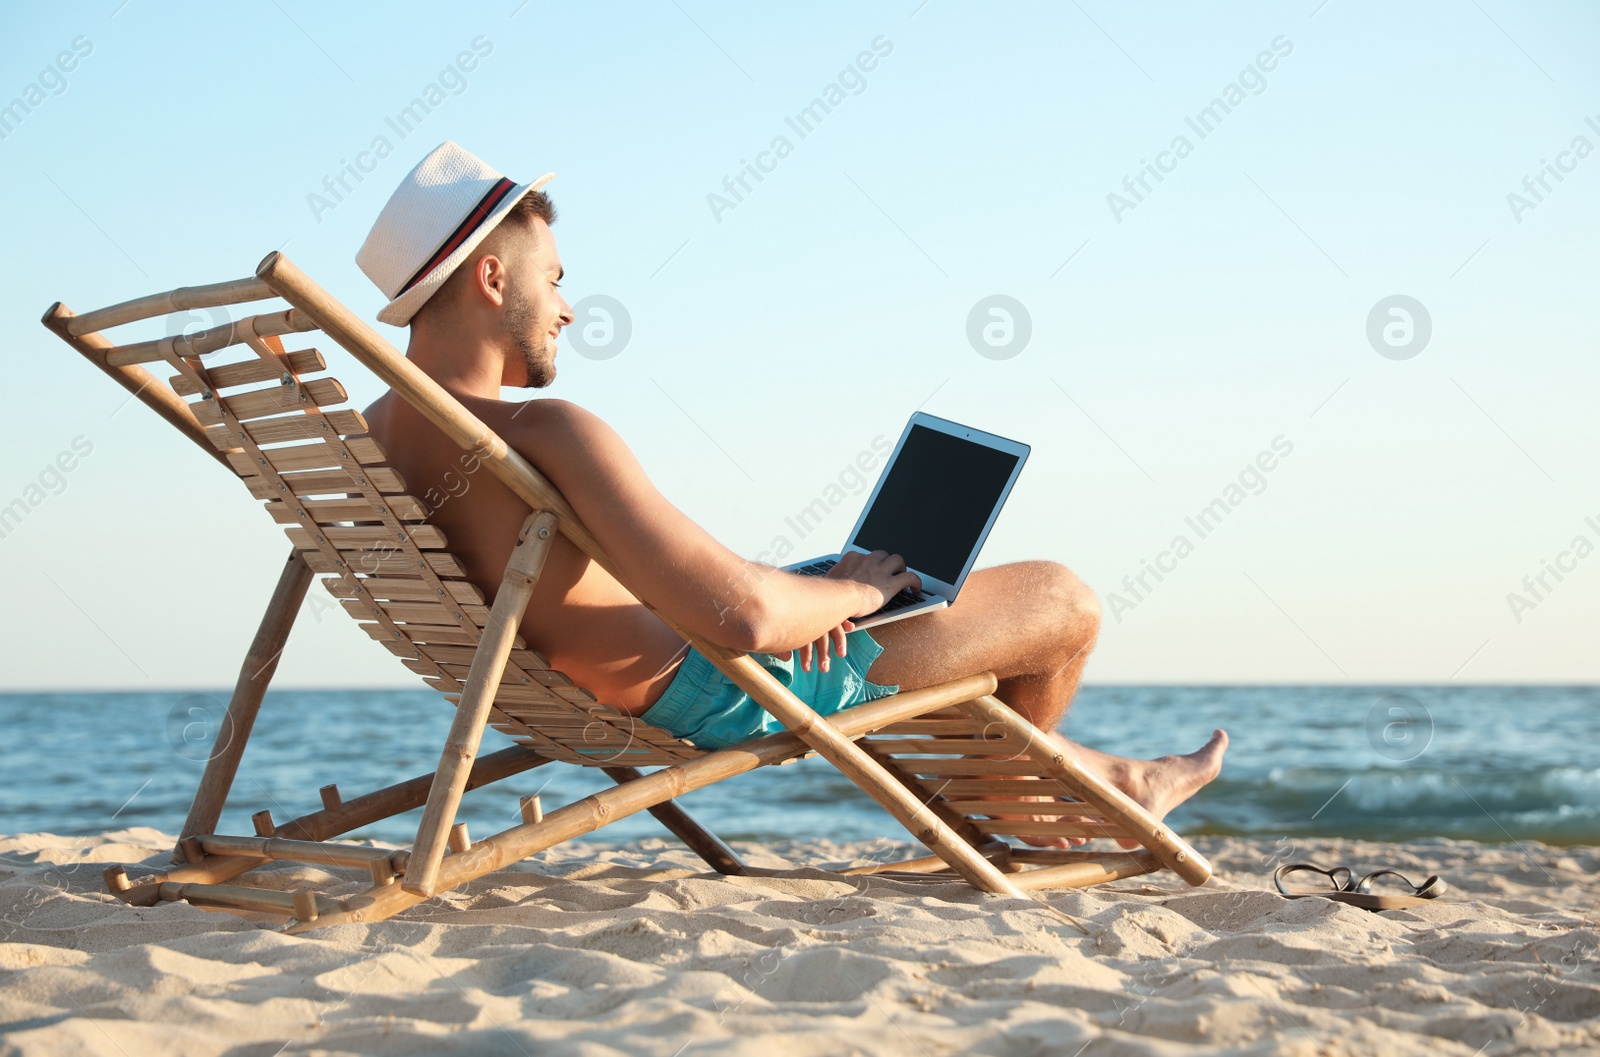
[502, 399, 918, 653]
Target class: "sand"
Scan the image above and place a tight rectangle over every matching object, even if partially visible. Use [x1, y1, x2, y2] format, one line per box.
[1, 830, 1596, 1056]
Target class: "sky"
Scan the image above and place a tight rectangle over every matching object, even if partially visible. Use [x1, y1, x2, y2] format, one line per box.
[0, 0, 1596, 690]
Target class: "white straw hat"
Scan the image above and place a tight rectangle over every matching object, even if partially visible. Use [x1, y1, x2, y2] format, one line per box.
[356, 141, 554, 326]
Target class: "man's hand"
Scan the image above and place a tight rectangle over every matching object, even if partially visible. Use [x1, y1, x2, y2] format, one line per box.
[774, 618, 855, 673]
[772, 551, 921, 673]
[828, 549, 922, 616]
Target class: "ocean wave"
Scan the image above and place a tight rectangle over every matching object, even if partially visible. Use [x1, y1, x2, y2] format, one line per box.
[1257, 765, 1600, 812]
[1182, 765, 1600, 843]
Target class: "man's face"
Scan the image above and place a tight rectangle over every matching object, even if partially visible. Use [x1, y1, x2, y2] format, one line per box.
[501, 218, 572, 389]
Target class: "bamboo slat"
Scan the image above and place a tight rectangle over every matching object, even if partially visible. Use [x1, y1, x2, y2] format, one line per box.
[190, 377, 346, 426]
[490, 728, 679, 757]
[302, 549, 462, 577]
[969, 819, 1121, 837]
[246, 466, 408, 499]
[480, 701, 600, 722]
[413, 644, 547, 668]
[66, 277, 278, 335]
[432, 671, 576, 697]
[285, 524, 447, 550]
[360, 623, 482, 647]
[886, 759, 1060, 777]
[910, 778, 1075, 797]
[860, 737, 1032, 755]
[422, 673, 543, 695]
[104, 307, 317, 366]
[346, 599, 491, 626]
[514, 745, 690, 767]
[941, 800, 1100, 816]
[874, 720, 998, 735]
[267, 496, 430, 524]
[208, 408, 366, 447]
[476, 697, 569, 716]
[499, 669, 588, 690]
[228, 437, 384, 476]
[171, 348, 326, 395]
[470, 693, 589, 718]
[320, 575, 480, 601]
[529, 728, 639, 749]
[321, 576, 482, 604]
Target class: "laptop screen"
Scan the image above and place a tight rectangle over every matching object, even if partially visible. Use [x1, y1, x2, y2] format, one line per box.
[849, 424, 1022, 586]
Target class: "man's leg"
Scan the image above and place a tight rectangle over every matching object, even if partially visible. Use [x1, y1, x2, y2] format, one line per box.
[863, 561, 1227, 845]
[864, 561, 1100, 731]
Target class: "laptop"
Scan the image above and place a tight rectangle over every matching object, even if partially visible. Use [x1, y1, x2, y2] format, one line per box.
[782, 412, 1030, 630]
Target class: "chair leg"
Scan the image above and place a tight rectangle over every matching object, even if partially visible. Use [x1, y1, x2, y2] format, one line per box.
[405, 512, 557, 897]
[174, 549, 312, 862]
[601, 766, 748, 875]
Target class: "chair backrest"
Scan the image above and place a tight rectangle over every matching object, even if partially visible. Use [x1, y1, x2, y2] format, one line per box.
[45, 275, 701, 767]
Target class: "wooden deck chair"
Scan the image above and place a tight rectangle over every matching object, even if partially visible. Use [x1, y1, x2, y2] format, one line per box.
[42, 253, 1211, 932]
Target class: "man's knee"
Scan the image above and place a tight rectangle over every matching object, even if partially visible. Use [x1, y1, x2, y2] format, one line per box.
[1034, 561, 1101, 646]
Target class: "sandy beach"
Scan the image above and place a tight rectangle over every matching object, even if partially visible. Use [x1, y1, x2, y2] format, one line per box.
[2, 830, 1595, 1055]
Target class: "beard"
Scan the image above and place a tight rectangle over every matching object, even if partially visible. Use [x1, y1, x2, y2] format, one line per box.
[503, 283, 556, 388]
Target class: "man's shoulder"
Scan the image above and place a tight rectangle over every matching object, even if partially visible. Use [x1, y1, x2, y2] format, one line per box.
[477, 395, 593, 437]
[369, 390, 620, 478]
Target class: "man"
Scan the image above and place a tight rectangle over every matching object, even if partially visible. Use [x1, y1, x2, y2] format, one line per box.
[357, 143, 1226, 849]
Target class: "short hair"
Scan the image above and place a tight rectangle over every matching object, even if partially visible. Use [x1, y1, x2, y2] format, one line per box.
[502, 189, 556, 232]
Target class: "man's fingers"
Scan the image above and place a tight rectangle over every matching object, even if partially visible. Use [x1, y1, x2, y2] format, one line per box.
[800, 626, 857, 673]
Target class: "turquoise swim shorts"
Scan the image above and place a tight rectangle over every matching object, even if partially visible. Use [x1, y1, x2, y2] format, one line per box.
[639, 628, 900, 750]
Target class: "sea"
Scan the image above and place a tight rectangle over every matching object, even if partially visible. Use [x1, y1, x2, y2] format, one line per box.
[3, 685, 1594, 849]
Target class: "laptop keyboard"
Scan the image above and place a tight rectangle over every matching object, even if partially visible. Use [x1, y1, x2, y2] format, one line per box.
[792, 559, 928, 614]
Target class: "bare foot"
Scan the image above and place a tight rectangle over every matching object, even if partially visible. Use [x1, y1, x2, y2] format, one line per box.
[964, 731, 1228, 851]
[1106, 729, 1229, 848]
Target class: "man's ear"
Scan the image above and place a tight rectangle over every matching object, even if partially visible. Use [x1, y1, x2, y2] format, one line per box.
[473, 252, 510, 308]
